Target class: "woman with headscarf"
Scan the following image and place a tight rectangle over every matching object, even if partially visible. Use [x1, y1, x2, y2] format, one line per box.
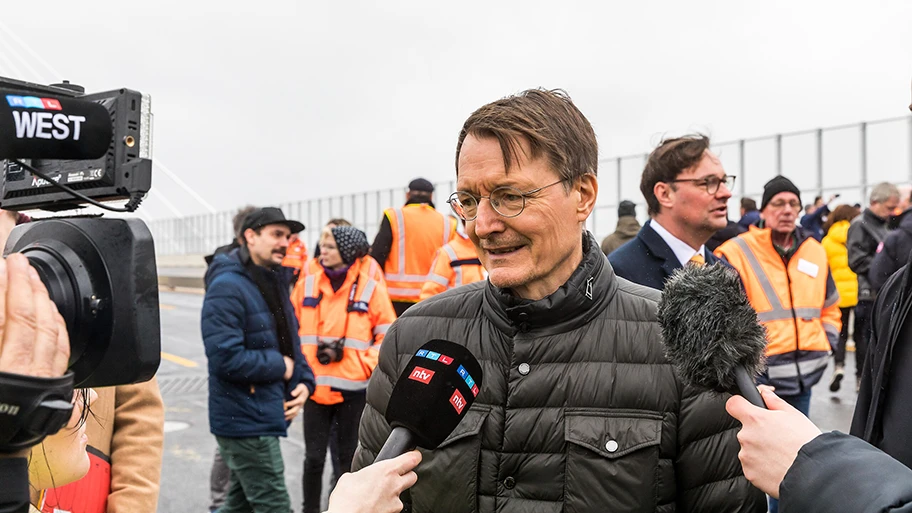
[291, 225, 396, 513]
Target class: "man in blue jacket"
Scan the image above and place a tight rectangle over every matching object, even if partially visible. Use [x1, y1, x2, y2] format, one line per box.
[609, 134, 734, 290]
[202, 207, 316, 513]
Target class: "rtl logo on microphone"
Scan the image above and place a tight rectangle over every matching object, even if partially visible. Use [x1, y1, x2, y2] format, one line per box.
[449, 389, 466, 414]
[408, 366, 435, 385]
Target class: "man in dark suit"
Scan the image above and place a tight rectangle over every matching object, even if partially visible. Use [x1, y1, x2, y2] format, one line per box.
[609, 134, 734, 290]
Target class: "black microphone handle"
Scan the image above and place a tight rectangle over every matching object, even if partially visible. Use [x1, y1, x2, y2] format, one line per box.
[374, 426, 417, 463]
[734, 366, 767, 409]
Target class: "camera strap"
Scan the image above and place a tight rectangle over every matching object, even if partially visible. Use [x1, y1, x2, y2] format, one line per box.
[0, 371, 74, 453]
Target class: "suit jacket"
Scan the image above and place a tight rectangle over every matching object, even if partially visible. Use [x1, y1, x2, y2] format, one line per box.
[608, 220, 724, 291]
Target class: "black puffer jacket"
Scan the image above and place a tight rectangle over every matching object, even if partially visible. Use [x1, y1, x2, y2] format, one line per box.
[354, 233, 764, 513]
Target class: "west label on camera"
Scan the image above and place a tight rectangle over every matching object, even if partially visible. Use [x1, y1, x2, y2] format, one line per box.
[12, 111, 86, 141]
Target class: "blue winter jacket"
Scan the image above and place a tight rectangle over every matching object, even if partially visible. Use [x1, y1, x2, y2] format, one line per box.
[202, 248, 315, 438]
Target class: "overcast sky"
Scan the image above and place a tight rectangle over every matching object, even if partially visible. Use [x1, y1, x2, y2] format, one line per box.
[2, 0, 911, 221]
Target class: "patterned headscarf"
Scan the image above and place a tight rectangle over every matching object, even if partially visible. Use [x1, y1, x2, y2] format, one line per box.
[330, 226, 370, 265]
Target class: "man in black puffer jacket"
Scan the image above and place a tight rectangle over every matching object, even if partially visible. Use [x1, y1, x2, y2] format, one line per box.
[353, 89, 765, 513]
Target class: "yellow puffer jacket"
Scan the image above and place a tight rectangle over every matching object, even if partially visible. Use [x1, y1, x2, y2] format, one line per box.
[822, 220, 858, 308]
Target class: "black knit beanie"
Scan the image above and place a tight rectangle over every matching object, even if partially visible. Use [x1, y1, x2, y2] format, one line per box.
[761, 176, 801, 210]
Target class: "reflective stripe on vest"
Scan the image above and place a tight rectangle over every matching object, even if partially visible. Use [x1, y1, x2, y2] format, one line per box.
[300, 335, 374, 351]
[767, 352, 829, 379]
[731, 237, 787, 314]
[316, 375, 369, 391]
[442, 244, 462, 286]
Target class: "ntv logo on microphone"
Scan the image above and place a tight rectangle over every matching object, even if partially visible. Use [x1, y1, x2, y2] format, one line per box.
[6, 95, 86, 141]
[408, 366, 435, 385]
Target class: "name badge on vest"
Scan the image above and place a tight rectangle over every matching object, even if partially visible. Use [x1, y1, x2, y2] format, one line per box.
[797, 258, 819, 278]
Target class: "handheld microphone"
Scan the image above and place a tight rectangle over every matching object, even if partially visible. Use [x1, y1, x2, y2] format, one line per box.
[374, 339, 484, 463]
[657, 263, 768, 408]
[0, 89, 112, 160]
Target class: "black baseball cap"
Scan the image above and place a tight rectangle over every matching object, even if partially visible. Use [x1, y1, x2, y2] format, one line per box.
[408, 178, 434, 193]
[241, 207, 305, 234]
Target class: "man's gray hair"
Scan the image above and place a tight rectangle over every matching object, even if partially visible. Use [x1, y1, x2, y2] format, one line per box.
[870, 182, 900, 204]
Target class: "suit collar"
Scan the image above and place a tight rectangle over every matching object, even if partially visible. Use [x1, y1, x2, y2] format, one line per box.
[638, 220, 684, 278]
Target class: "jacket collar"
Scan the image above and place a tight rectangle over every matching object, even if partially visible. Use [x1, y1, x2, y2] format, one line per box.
[638, 220, 683, 279]
[863, 208, 887, 223]
[482, 232, 616, 336]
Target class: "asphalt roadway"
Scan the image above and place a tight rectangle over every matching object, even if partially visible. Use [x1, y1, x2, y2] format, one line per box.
[156, 290, 859, 512]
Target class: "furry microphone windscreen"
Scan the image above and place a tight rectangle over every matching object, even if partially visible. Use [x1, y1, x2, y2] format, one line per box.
[657, 263, 767, 394]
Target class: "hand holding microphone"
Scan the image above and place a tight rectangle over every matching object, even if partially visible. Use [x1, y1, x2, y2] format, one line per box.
[724, 387, 822, 498]
[327, 451, 422, 513]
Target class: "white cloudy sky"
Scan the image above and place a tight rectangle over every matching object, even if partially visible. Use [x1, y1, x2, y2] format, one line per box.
[2, 0, 911, 222]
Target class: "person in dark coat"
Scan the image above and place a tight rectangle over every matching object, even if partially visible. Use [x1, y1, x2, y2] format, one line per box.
[609, 134, 735, 290]
[600, 200, 641, 255]
[848, 182, 900, 390]
[202, 207, 316, 512]
[706, 218, 746, 252]
[870, 201, 912, 292]
[354, 89, 764, 512]
[738, 197, 761, 229]
[799, 194, 838, 242]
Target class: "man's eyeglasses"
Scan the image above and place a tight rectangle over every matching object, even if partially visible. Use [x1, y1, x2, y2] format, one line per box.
[448, 179, 567, 221]
[669, 175, 736, 195]
[767, 199, 802, 211]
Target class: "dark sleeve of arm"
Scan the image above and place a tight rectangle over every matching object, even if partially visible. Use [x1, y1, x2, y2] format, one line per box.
[352, 321, 402, 471]
[370, 215, 393, 269]
[847, 223, 874, 276]
[201, 281, 286, 385]
[0, 457, 28, 513]
[675, 385, 767, 512]
[780, 432, 912, 512]
[869, 241, 899, 293]
[811, 205, 830, 224]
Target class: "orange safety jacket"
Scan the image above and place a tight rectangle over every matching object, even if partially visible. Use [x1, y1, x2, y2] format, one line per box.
[303, 255, 386, 286]
[419, 231, 486, 300]
[715, 226, 841, 396]
[292, 257, 396, 405]
[282, 235, 308, 274]
[383, 205, 457, 303]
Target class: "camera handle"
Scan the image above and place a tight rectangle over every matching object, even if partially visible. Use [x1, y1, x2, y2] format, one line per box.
[0, 371, 74, 453]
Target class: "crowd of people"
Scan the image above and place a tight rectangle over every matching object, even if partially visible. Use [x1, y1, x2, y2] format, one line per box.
[8, 86, 912, 513]
[198, 88, 912, 513]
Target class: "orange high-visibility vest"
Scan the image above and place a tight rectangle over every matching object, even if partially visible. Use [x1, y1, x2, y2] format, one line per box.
[282, 235, 308, 273]
[383, 205, 457, 303]
[292, 257, 396, 405]
[715, 226, 841, 395]
[419, 233, 486, 301]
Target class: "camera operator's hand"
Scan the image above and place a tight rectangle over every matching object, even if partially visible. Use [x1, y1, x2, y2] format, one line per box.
[725, 386, 822, 498]
[283, 355, 294, 381]
[326, 451, 421, 513]
[0, 254, 68, 378]
[284, 383, 309, 421]
[0, 254, 69, 458]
